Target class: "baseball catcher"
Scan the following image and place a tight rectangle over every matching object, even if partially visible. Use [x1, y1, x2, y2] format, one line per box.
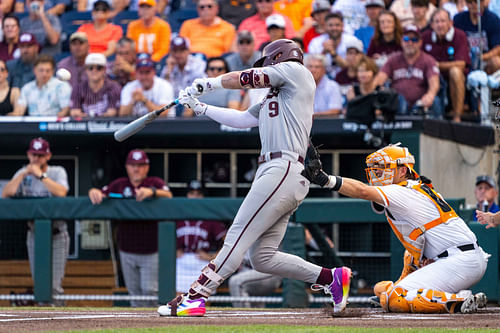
[302, 143, 489, 314]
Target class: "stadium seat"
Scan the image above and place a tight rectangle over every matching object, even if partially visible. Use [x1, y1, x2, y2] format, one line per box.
[113, 11, 139, 33]
[167, 8, 198, 33]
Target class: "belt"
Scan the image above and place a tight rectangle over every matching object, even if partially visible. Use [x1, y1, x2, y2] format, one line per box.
[437, 243, 475, 258]
[257, 152, 305, 165]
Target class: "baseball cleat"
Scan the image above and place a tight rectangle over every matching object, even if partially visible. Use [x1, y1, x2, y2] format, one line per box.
[311, 266, 352, 313]
[157, 294, 206, 317]
[460, 292, 487, 314]
[474, 292, 487, 309]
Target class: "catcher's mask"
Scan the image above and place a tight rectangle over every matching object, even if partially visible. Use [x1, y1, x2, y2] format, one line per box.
[365, 143, 418, 186]
[253, 39, 303, 67]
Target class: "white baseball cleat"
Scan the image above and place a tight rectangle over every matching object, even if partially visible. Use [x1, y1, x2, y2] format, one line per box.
[460, 292, 487, 313]
[157, 294, 206, 317]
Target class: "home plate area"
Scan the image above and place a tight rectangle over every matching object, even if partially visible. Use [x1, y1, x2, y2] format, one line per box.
[0, 307, 499, 332]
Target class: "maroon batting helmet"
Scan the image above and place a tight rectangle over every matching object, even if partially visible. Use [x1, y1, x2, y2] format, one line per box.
[253, 39, 303, 67]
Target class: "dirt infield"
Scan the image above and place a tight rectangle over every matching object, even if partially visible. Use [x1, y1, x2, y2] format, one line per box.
[0, 307, 499, 332]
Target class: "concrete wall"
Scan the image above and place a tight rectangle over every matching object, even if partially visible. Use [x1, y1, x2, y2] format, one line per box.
[419, 133, 498, 208]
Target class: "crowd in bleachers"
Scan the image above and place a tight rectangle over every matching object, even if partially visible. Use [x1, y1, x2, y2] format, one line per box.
[0, 0, 499, 121]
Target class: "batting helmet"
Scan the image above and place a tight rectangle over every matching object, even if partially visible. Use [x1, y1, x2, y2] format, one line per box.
[253, 39, 303, 67]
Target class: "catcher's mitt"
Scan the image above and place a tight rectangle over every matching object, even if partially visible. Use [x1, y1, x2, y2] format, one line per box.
[301, 138, 329, 187]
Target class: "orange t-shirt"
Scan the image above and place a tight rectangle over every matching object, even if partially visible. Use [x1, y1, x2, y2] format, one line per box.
[179, 17, 236, 58]
[273, 0, 313, 32]
[127, 18, 172, 62]
[77, 23, 123, 54]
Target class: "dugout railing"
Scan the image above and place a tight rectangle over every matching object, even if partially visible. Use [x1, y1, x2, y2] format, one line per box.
[0, 197, 497, 305]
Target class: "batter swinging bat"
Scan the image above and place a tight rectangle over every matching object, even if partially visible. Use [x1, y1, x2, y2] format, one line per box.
[114, 85, 204, 142]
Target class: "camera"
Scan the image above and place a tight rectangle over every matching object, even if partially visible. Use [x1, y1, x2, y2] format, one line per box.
[30, 1, 40, 12]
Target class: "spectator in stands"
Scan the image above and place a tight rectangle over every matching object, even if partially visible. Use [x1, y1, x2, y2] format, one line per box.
[20, 0, 62, 56]
[354, 0, 385, 52]
[179, 0, 236, 58]
[6, 33, 39, 88]
[411, 0, 432, 33]
[346, 55, 378, 100]
[389, 0, 436, 27]
[70, 53, 121, 118]
[331, 0, 369, 35]
[161, 36, 206, 98]
[13, 54, 71, 116]
[15, 0, 68, 16]
[2, 137, 70, 305]
[335, 37, 364, 87]
[422, 9, 470, 122]
[441, 0, 467, 19]
[218, 0, 257, 27]
[176, 179, 226, 294]
[126, 0, 171, 62]
[89, 149, 172, 307]
[259, 14, 286, 51]
[77, 0, 127, 17]
[120, 54, 174, 117]
[77, 0, 123, 57]
[473, 175, 499, 222]
[238, 0, 295, 52]
[373, 24, 441, 117]
[57, 32, 89, 88]
[108, 37, 137, 87]
[273, 0, 313, 38]
[303, 0, 330, 53]
[308, 12, 359, 77]
[225, 30, 261, 72]
[1, 0, 15, 15]
[0, 14, 21, 62]
[454, 0, 500, 73]
[184, 57, 241, 117]
[305, 53, 343, 118]
[367, 10, 403, 68]
[0, 60, 20, 116]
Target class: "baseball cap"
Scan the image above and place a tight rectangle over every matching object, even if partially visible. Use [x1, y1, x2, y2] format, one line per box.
[19, 33, 39, 47]
[365, 0, 385, 7]
[27, 137, 51, 155]
[476, 175, 497, 189]
[266, 14, 286, 29]
[93, 0, 111, 10]
[138, 0, 156, 6]
[188, 179, 204, 193]
[311, 0, 330, 15]
[136, 54, 155, 69]
[170, 36, 190, 51]
[403, 24, 421, 37]
[69, 31, 88, 43]
[238, 30, 254, 43]
[85, 53, 106, 66]
[345, 37, 364, 53]
[126, 149, 150, 164]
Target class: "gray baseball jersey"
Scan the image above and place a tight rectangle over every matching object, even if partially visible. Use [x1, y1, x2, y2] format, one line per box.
[248, 61, 315, 159]
[13, 165, 69, 197]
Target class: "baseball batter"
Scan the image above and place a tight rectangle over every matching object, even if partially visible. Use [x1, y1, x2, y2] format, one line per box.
[302, 143, 489, 314]
[158, 39, 352, 317]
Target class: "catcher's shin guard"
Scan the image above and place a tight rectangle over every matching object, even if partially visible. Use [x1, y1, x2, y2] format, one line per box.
[188, 262, 224, 299]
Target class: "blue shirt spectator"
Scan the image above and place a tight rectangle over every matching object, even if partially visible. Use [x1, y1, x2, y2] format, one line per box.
[16, 0, 69, 16]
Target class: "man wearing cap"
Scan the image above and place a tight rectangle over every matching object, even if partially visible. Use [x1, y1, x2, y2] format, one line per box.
[120, 54, 174, 117]
[373, 24, 442, 117]
[57, 32, 89, 88]
[0, 14, 21, 62]
[258, 14, 286, 51]
[473, 175, 499, 222]
[335, 37, 363, 86]
[161, 36, 206, 98]
[354, 0, 385, 52]
[175, 179, 227, 294]
[303, 0, 330, 52]
[70, 53, 121, 118]
[13, 54, 71, 117]
[179, 0, 236, 58]
[422, 9, 470, 122]
[2, 138, 70, 305]
[20, 0, 62, 56]
[126, 0, 171, 62]
[225, 30, 260, 72]
[89, 149, 172, 307]
[109, 37, 137, 87]
[238, 0, 295, 51]
[6, 32, 39, 88]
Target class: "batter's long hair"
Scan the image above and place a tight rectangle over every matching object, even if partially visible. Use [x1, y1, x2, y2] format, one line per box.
[371, 10, 403, 47]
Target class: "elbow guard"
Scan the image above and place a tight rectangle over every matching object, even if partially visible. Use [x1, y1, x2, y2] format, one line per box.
[239, 69, 271, 89]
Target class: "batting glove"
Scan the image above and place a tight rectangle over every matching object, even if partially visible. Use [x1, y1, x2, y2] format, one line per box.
[178, 89, 208, 116]
[187, 77, 222, 97]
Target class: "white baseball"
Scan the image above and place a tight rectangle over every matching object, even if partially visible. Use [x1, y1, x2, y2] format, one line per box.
[56, 68, 71, 81]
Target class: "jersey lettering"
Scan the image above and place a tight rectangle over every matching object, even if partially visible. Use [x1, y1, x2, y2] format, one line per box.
[138, 33, 156, 54]
[268, 101, 279, 117]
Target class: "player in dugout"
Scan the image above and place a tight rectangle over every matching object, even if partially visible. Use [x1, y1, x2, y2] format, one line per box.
[301, 142, 489, 314]
[157, 39, 352, 317]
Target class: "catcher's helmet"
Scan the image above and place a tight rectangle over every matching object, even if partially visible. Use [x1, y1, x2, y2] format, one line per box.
[253, 39, 303, 67]
[365, 143, 418, 186]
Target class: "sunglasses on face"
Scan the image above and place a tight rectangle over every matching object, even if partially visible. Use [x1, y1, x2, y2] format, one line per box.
[198, 4, 214, 9]
[207, 66, 225, 72]
[403, 35, 420, 43]
[137, 69, 153, 74]
[86, 65, 105, 71]
[93, 7, 108, 11]
[238, 39, 252, 45]
[256, 0, 273, 3]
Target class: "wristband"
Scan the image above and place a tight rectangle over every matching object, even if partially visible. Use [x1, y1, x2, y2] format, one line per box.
[209, 76, 223, 90]
[326, 175, 343, 191]
[150, 187, 157, 198]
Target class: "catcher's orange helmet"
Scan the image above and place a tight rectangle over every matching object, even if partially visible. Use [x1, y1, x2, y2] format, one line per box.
[365, 143, 418, 186]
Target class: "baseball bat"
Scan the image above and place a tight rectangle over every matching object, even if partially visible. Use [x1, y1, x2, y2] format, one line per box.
[114, 99, 179, 142]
